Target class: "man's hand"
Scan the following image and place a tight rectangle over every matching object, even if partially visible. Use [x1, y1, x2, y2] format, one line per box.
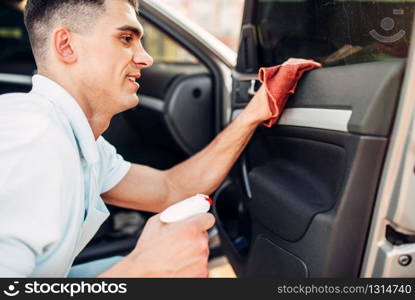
[98, 213, 215, 277]
[239, 84, 271, 125]
[240, 58, 321, 126]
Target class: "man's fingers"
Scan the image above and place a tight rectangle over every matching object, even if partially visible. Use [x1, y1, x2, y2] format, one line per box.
[310, 61, 322, 67]
[282, 58, 322, 67]
[156, 212, 215, 232]
[147, 213, 162, 224]
[182, 213, 216, 232]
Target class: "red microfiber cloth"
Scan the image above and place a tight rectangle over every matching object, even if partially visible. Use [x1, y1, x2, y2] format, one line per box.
[259, 63, 320, 127]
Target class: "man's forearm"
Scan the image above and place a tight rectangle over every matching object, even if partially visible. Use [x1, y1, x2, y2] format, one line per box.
[102, 86, 269, 213]
[164, 111, 260, 205]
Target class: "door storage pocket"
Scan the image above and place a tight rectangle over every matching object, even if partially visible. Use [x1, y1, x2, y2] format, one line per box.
[247, 135, 346, 242]
[246, 236, 308, 277]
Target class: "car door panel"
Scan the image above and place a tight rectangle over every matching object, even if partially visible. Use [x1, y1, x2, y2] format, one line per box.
[163, 73, 214, 154]
[214, 59, 406, 277]
[246, 236, 309, 278]
[286, 60, 405, 136]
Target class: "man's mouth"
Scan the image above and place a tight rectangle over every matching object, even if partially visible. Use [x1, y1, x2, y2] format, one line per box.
[126, 74, 140, 89]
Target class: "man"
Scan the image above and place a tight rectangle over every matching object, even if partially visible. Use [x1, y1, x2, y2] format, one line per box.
[0, 0, 319, 277]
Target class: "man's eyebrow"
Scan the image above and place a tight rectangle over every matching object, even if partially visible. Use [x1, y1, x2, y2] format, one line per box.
[116, 25, 143, 38]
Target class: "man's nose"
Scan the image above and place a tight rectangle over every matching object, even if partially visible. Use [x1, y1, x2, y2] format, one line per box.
[133, 46, 154, 69]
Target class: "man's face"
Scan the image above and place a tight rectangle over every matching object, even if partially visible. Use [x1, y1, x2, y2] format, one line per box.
[73, 0, 153, 115]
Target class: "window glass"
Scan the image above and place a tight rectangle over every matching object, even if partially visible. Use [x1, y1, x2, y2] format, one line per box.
[157, 0, 244, 51]
[141, 20, 199, 65]
[253, 0, 415, 67]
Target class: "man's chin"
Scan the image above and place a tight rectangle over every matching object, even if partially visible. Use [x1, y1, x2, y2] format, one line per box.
[124, 95, 140, 110]
[112, 95, 139, 115]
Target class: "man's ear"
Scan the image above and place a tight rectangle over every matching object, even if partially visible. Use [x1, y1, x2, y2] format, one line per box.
[52, 27, 77, 64]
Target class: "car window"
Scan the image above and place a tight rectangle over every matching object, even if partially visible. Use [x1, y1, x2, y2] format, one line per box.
[157, 0, 244, 51]
[141, 20, 199, 65]
[0, 1, 36, 75]
[251, 0, 415, 68]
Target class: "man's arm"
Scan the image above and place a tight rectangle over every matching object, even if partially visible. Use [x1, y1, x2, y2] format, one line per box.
[102, 85, 269, 212]
[102, 58, 321, 212]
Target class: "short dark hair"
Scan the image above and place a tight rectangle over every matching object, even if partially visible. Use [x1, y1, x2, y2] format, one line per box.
[24, 0, 139, 65]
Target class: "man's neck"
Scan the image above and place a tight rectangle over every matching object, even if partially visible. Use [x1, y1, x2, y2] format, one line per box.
[40, 71, 111, 140]
[87, 114, 111, 140]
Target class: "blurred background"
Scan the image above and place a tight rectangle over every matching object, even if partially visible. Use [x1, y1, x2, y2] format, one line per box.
[141, 0, 243, 64]
[157, 0, 244, 51]
[0, 0, 243, 72]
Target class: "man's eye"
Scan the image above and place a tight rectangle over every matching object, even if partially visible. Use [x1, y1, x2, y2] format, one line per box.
[121, 35, 133, 43]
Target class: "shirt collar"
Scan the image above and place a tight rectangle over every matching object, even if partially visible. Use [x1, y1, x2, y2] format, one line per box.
[31, 74, 99, 165]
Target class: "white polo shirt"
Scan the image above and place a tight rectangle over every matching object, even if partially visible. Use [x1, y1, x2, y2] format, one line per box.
[0, 75, 131, 277]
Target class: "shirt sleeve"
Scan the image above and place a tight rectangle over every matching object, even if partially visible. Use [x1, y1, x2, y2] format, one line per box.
[96, 137, 131, 194]
[0, 115, 64, 277]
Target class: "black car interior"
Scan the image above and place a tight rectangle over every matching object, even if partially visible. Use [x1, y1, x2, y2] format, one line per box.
[215, 0, 414, 277]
